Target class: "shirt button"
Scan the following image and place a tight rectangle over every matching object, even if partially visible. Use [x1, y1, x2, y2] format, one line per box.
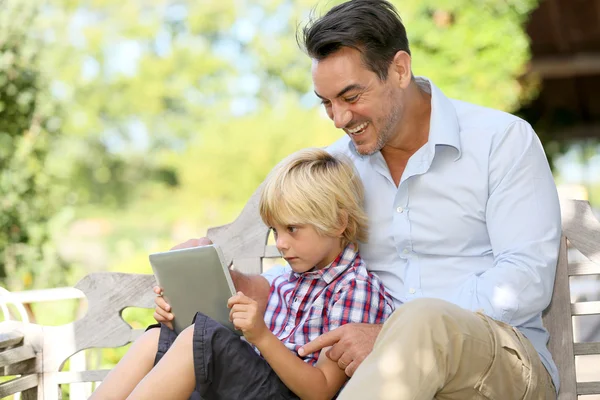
[403, 248, 409, 254]
[408, 288, 416, 294]
[396, 206, 404, 213]
[285, 326, 291, 332]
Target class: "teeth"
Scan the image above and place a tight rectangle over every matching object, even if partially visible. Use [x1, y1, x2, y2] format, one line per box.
[347, 122, 368, 135]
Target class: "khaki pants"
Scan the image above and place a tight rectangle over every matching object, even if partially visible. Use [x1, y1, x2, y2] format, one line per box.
[338, 298, 556, 400]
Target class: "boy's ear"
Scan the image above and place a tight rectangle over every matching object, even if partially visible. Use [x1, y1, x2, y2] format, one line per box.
[336, 211, 348, 237]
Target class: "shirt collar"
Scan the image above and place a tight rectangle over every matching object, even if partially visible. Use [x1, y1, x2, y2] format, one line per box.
[346, 76, 462, 161]
[289, 243, 359, 284]
[417, 77, 462, 160]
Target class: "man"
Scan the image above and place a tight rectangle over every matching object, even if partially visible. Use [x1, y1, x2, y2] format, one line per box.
[160, 0, 561, 398]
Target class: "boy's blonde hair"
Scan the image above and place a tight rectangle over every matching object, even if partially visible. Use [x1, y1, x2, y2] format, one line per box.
[259, 148, 368, 247]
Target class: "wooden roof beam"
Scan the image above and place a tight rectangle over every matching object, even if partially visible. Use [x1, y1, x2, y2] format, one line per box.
[546, 123, 600, 140]
[529, 53, 600, 78]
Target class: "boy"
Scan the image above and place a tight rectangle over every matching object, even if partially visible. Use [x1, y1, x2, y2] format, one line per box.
[92, 148, 394, 400]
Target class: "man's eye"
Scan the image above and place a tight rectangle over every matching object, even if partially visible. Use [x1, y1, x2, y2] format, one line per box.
[321, 100, 331, 107]
[345, 95, 359, 103]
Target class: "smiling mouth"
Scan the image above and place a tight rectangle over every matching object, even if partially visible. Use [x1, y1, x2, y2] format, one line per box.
[345, 122, 368, 136]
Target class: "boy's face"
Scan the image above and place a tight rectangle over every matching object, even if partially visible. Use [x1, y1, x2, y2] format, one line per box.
[271, 223, 343, 273]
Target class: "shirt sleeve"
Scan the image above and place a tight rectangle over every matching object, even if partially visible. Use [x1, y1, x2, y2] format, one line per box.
[261, 264, 291, 285]
[454, 120, 561, 326]
[325, 279, 394, 332]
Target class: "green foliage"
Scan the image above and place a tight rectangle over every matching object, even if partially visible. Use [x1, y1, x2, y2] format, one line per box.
[32, 0, 242, 209]
[0, 1, 67, 289]
[400, 0, 539, 111]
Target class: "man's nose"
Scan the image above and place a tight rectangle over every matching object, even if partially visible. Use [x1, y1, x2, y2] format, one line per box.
[332, 104, 352, 129]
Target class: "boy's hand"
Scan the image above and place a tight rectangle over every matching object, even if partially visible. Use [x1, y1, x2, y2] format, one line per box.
[228, 292, 269, 345]
[153, 238, 212, 330]
[153, 286, 174, 330]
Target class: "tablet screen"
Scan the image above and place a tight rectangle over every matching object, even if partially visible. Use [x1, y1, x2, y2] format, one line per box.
[149, 244, 238, 334]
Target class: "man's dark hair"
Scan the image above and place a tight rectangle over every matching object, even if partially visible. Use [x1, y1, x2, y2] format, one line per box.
[298, 0, 410, 81]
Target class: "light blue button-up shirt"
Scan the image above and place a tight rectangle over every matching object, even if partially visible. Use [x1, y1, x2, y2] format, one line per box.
[264, 77, 561, 390]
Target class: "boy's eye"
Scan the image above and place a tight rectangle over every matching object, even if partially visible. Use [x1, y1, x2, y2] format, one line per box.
[270, 227, 278, 238]
[287, 226, 297, 233]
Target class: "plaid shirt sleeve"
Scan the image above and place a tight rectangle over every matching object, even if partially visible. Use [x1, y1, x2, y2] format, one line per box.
[325, 279, 394, 332]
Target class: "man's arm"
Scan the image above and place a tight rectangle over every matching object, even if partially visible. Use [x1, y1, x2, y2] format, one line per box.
[455, 120, 561, 326]
[229, 269, 270, 313]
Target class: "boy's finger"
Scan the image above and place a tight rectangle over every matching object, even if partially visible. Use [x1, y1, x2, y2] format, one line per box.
[231, 308, 253, 319]
[155, 307, 173, 320]
[154, 296, 171, 312]
[153, 312, 174, 330]
[236, 292, 254, 304]
[153, 311, 163, 322]
[231, 316, 248, 330]
[229, 305, 249, 317]
[227, 293, 253, 307]
[229, 307, 246, 321]
[227, 295, 237, 308]
[153, 286, 163, 294]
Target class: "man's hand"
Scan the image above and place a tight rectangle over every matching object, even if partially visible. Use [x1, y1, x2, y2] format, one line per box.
[298, 323, 382, 377]
[152, 237, 213, 329]
[228, 292, 270, 345]
[170, 237, 212, 251]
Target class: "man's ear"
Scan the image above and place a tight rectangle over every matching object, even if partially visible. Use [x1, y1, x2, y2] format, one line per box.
[390, 50, 412, 89]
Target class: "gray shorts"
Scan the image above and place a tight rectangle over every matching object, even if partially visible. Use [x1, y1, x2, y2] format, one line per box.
[152, 313, 299, 400]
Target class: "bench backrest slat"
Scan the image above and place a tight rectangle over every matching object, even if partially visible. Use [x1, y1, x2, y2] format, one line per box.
[549, 199, 600, 399]
[543, 237, 577, 400]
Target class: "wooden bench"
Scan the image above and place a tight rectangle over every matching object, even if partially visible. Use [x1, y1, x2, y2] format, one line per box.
[1, 195, 599, 400]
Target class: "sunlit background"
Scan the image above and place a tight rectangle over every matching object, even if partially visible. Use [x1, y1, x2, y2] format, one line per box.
[1, 0, 599, 398]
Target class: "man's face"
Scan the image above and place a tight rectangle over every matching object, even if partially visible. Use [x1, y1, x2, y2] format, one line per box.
[312, 47, 403, 155]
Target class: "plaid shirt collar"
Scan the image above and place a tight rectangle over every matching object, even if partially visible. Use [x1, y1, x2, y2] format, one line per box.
[287, 242, 358, 285]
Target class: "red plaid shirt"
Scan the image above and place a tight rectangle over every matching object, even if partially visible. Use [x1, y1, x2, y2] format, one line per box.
[262, 243, 394, 365]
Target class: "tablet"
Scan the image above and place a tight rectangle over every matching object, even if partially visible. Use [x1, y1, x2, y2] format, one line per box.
[149, 244, 239, 334]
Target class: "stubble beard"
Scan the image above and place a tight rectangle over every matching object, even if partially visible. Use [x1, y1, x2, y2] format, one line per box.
[356, 102, 403, 156]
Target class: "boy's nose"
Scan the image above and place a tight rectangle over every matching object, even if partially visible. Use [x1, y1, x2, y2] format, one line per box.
[275, 235, 289, 251]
